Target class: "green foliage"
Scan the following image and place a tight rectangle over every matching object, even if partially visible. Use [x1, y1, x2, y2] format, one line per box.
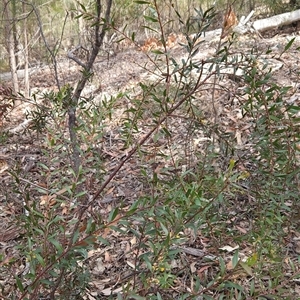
[2, 0, 300, 299]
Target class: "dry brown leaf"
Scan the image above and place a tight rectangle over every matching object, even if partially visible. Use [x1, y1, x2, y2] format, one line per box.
[40, 195, 56, 206]
[38, 182, 48, 188]
[190, 261, 197, 273]
[79, 219, 87, 233]
[106, 186, 115, 195]
[125, 241, 131, 253]
[226, 260, 234, 270]
[221, 5, 238, 39]
[126, 260, 135, 269]
[219, 245, 239, 252]
[61, 204, 70, 215]
[130, 236, 137, 245]
[166, 33, 177, 48]
[104, 251, 111, 262]
[140, 37, 162, 52]
[235, 130, 243, 145]
[101, 286, 123, 296]
[0, 159, 9, 174]
[0, 226, 21, 242]
[196, 265, 210, 280]
[102, 214, 122, 238]
[92, 257, 106, 274]
[235, 225, 248, 234]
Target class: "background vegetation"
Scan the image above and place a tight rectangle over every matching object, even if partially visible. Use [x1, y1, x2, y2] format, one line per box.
[0, 0, 299, 73]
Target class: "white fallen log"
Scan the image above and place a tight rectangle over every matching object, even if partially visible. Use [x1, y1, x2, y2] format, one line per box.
[199, 9, 300, 41]
[233, 10, 255, 35]
[0, 68, 38, 82]
[252, 9, 300, 32]
[8, 119, 33, 134]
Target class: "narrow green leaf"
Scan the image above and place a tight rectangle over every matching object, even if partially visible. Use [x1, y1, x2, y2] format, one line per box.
[284, 37, 295, 52]
[141, 253, 152, 271]
[74, 247, 88, 258]
[191, 48, 199, 57]
[108, 207, 119, 222]
[144, 15, 158, 23]
[151, 49, 164, 55]
[49, 238, 63, 254]
[156, 292, 163, 300]
[224, 281, 244, 291]
[48, 215, 63, 227]
[232, 249, 239, 268]
[240, 262, 253, 276]
[15, 276, 24, 292]
[72, 229, 80, 244]
[38, 163, 50, 171]
[86, 218, 95, 234]
[32, 209, 45, 219]
[75, 190, 87, 198]
[142, 25, 159, 34]
[49, 269, 59, 277]
[246, 252, 258, 267]
[35, 252, 45, 266]
[40, 279, 53, 286]
[134, 0, 150, 4]
[130, 295, 146, 300]
[97, 236, 110, 246]
[78, 2, 87, 12]
[131, 32, 135, 42]
[219, 257, 225, 275]
[160, 222, 169, 235]
[161, 127, 171, 137]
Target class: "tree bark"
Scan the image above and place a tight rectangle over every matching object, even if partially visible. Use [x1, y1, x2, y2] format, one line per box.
[68, 0, 113, 175]
[23, 1, 30, 98]
[4, 0, 19, 96]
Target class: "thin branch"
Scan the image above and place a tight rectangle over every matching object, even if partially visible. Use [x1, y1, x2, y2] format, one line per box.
[68, 0, 113, 175]
[67, 46, 88, 68]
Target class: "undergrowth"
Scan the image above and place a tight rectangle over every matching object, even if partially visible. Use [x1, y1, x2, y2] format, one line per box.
[0, 1, 300, 299]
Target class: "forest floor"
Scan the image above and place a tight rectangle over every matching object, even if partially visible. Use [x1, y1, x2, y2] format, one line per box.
[1, 26, 300, 299]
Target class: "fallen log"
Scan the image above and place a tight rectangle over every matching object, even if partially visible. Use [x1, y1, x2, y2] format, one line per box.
[200, 9, 300, 41]
[0, 68, 38, 82]
[252, 9, 300, 32]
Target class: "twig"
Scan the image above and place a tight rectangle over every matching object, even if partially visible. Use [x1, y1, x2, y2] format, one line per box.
[16, 177, 71, 202]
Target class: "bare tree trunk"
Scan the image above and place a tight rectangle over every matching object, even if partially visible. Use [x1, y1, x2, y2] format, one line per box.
[12, 0, 19, 68]
[72, 0, 87, 46]
[4, 0, 19, 96]
[143, 9, 149, 38]
[23, 1, 30, 98]
[67, 0, 113, 176]
[47, 4, 113, 295]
